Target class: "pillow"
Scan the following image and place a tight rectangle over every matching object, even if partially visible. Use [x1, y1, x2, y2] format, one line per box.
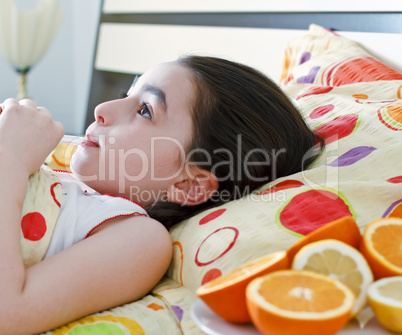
[166, 25, 402, 295]
[21, 166, 61, 268]
[280, 24, 402, 86]
[42, 293, 183, 334]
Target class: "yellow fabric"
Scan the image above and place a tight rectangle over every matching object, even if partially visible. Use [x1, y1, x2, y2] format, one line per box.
[281, 24, 402, 86]
[20, 166, 61, 268]
[42, 294, 182, 335]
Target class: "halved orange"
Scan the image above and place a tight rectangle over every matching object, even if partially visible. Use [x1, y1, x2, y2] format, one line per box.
[291, 239, 373, 317]
[46, 142, 77, 171]
[360, 217, 402, 279]
[287, 216, 361, 263]
[246, 270, 355, 335]
[196, 250, 289, 323]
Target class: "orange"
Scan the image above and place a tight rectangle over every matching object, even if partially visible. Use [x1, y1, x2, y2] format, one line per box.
[360, 217, 402, 279]
[196, 250, 289, 323]
[46, 142, 77, 171]
[246, 270, 355, 335]
[291, 239, 373, 316]
[287, 216, 361, 263]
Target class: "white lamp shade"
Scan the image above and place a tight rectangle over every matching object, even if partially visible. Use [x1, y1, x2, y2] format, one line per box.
[0, 0, 63, 71]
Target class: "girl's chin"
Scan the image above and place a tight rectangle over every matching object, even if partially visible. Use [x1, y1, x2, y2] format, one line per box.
[70, 154, 96, 180]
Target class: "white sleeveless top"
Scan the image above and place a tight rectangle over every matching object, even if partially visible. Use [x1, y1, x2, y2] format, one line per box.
[44, 172, 148, 259]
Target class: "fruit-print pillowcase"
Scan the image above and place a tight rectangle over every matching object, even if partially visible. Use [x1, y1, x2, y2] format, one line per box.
[166, 26, 402, 294]
[167, 79, 402, 295]
[280, 24, 402, 87]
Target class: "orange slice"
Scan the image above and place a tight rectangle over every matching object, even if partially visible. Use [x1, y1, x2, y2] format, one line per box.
[196, 250, 289, 323]
[360, 218, 402, 279]
[287, 216, 361, 263]
[46, 143, 77, 171]
[246, 270, 355, 335]
[292, 239, 373, 316]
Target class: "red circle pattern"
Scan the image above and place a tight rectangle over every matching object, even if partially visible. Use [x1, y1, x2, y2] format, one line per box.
[195, 227, 239, 266]
[199, 209, 226, 225]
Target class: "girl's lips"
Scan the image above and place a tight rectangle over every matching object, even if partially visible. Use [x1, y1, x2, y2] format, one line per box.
[81, 135, 99, 147]
[80, 140, 99, 147]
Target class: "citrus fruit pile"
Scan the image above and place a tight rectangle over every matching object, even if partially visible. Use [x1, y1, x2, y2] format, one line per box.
[196, 250, 289, 323]
[195, 216, 402, 335]
[360, 218, 402, 279]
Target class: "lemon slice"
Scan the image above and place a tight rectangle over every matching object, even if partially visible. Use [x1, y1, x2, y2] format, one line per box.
[292, 239, 373, 316]
[367, 276, 402, 333]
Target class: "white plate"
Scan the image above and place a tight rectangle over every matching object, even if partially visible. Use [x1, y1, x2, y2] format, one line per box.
[190, 299, 393, 335]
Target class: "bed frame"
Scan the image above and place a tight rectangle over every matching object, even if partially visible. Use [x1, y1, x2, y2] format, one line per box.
[85, 1, 402, 131]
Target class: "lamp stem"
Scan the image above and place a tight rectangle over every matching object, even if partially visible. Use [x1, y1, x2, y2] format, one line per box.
[17, 69, 29, 100]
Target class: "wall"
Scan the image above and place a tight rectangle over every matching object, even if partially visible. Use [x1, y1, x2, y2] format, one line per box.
[0, 0, 101, 135]
[103, 0, 402, 12]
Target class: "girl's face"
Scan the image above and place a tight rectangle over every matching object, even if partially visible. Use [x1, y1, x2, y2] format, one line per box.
[71, 62, 195, 206]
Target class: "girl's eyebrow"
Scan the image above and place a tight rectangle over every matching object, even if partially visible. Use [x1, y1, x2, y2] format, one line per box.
[142, 84, 167, 113]
[130, 76, 167, 113]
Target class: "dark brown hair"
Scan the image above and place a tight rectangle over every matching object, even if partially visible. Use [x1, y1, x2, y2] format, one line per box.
[147, 55, 323, 229]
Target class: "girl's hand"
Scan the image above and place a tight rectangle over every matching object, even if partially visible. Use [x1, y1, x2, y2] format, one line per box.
[0, 98, 64, 175]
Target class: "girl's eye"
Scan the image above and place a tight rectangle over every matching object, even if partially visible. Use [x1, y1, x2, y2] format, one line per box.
[138, 104, 152, 119]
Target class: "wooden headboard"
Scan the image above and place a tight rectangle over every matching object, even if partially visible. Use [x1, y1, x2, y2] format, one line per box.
[85, 1, 402, 131]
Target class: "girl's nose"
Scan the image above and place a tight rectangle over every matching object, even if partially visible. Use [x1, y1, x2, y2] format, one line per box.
[94, 99, 122, 126]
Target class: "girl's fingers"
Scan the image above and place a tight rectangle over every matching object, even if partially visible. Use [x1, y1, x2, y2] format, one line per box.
[2, 98, 38, 113]
[2, 98, 19, 109]
[36, 106, 65, 138]
[19, 99, 37, 110]
[36, 106, 52, 116]
[0, 99, 18, 117]
[0, 98, 64, 138]
[54, 121, 65, 138]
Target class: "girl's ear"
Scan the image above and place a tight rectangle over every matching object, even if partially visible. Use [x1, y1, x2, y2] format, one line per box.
[167, 169, 219, 206]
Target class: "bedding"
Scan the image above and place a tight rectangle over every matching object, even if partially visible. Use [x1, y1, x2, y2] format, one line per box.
[39, 24, 402, 334]
[20, 166, 61, 268]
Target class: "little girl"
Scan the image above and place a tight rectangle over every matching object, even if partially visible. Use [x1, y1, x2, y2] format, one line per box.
[0, 55, 322, 334]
